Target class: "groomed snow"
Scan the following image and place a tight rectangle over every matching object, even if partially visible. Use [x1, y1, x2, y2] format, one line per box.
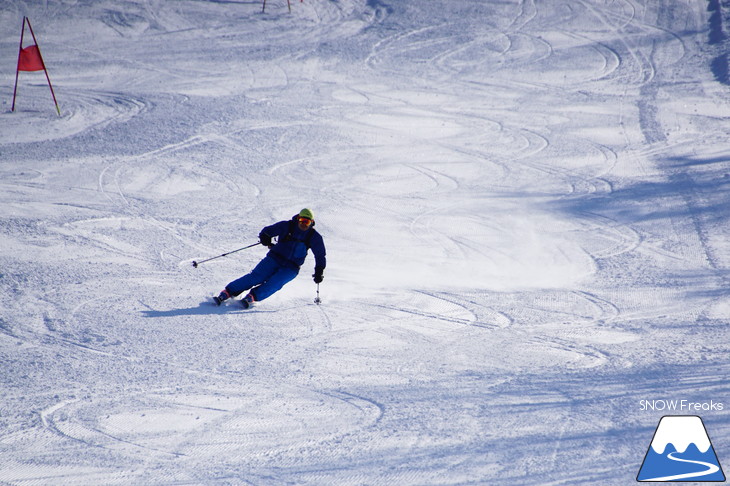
[1, 0, 729, 484]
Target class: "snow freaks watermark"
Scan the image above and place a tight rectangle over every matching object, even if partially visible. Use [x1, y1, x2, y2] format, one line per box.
[639, 399, 724, 412]
[636, 416, 726, 482]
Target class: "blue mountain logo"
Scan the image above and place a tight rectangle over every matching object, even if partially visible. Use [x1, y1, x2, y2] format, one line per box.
[637, 415, 725, 482]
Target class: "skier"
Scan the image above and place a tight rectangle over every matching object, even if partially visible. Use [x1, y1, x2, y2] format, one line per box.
[213, 209, 326, 308]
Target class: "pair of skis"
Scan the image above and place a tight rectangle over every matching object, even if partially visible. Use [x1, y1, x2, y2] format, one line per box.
[211, 288, 321, 308]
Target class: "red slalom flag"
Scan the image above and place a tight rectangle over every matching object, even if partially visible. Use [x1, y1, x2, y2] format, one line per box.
[12, 17, 60, 116]
[18, 45, 45, 72]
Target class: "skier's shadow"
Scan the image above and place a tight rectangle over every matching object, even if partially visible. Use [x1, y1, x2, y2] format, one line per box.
[140, 302, 236, 318]
[140, 302, 283, 318]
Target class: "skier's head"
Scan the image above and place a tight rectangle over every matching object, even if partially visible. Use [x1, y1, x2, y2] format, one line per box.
[297, 208, 314, 230]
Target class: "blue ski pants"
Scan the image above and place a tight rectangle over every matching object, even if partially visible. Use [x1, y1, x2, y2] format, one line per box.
[226, 255, 299, 302]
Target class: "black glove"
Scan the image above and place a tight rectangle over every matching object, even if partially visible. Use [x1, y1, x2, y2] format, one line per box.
[259, 232, 273, 248]
[313, 267, 324, 284]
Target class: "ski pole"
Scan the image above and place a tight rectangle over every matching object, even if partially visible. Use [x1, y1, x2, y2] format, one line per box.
[192, 242, 261, 268]
[314, 283, 321, 304]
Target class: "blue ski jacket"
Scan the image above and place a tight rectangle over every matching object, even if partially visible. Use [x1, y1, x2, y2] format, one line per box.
[259, 217, 326, 271]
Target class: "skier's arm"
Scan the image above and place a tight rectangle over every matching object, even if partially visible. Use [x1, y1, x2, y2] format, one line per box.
[311, 232, 326, 282]
[259, 221, 289, 247]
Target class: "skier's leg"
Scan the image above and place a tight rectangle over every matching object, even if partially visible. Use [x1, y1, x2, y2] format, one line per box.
[226, 256, 279, 297]
[250, 266, 299, 301]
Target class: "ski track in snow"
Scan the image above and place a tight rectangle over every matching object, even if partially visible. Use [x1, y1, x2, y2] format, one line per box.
[1, 0, 729, 484]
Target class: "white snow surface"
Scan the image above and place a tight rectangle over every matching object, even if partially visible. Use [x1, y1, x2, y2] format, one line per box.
[1, 0, 729, 484]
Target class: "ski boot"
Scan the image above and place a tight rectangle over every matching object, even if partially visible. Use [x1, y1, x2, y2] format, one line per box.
[241, 293, 255, 309]
[213, 289, 231, 306]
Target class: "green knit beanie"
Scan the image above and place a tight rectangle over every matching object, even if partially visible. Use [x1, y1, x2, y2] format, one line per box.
[299, 208, 314, 221]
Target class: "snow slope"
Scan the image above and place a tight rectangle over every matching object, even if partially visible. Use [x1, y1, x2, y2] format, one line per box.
[1, 0, 729, 484]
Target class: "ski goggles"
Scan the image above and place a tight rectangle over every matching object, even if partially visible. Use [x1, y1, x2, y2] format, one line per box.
[298, 217, 313, 226]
